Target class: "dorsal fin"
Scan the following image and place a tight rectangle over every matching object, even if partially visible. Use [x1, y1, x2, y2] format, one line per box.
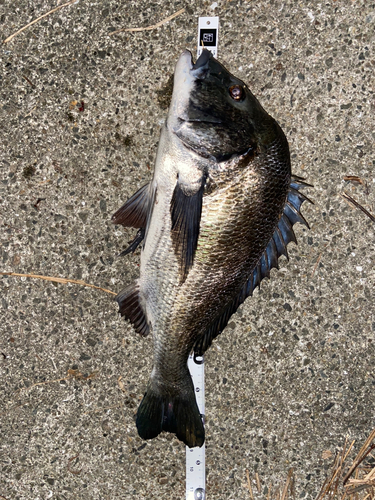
[116, 284, 149, 337]
[193, 175, 312, 358]
[170, 176, 206, 283]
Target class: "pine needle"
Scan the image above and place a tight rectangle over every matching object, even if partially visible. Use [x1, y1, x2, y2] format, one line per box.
[109, 7, 185, 35]
[0, 271, 116, 295]
[341, 192, 375, 223]
[3, 0, 79, 44]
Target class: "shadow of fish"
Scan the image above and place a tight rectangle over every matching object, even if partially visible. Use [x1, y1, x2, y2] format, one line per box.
[112, 49, 312, 448]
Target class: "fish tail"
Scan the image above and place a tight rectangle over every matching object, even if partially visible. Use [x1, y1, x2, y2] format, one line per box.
[136, 378, 205, 448]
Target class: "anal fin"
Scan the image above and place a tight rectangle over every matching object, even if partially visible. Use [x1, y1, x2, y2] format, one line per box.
[116, 284, 149, 337]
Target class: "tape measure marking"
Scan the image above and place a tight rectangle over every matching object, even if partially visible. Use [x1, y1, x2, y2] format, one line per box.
[186, 354, 206, 500]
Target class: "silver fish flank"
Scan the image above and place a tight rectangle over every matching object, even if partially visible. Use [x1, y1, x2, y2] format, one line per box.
[112, 49, 311, 448]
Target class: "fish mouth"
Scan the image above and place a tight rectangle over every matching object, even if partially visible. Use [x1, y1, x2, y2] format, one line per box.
[177, 49, 213, 77]
[177, 116, 223, 125]
[176, 51, 221, 125]
[192, 49, 212, 69]
[174, 50, 219, 124]
[191, 49, 212, 76]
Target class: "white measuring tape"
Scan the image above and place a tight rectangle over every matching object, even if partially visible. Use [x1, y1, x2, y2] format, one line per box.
[186, 17, 219, 500]
[186, 354, 205, 500]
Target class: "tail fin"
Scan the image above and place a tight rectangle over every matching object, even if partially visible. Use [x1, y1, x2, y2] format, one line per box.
[136, 380, 205, 448]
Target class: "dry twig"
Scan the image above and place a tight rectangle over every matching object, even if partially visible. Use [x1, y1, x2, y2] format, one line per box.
[67, 454, 82, 475]
[311, 242, 329, 277]
[267, 482, 273, 500]
[24, 105, 37, 118]
[0, 271, 116, 295]
[3, 0, 79, 44]
[343, 176, 365, 185]
[67, 369, 98, 381]
[245, 469, 254, 500]
[16, 369, 97, 394]
[16, 376, 69, 393]
[344, 430, 375, 486]
[341, 192, 375, 223]
[241, 431, 375, 500]
[343, 176, 370, 195]
[316, 438, 356, 499]
[256, 472, 261, 493]
[109, 7, 185, 35]
[315, 431, 375, 500]
[22, 74, 35, 87]
[281, 469, 294, 500]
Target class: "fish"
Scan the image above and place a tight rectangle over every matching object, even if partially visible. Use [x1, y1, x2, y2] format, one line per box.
[112, 49, 311, 448]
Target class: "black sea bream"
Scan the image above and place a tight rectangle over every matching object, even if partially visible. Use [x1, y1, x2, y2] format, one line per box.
[112, 49, 311, 448]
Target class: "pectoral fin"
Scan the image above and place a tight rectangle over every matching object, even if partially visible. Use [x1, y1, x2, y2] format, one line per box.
[112, 183, 155, 255]
[170, 176, 206, 283]
[112, 183, 152, 228]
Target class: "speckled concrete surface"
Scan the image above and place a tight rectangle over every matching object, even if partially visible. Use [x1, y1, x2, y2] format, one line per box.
[1, 1, 374, 499]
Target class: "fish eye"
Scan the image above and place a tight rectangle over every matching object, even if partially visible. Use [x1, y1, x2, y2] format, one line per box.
[229, 85, 244, 101]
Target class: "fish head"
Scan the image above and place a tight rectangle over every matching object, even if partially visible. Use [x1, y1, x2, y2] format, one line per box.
[168, 49, 275, 162]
